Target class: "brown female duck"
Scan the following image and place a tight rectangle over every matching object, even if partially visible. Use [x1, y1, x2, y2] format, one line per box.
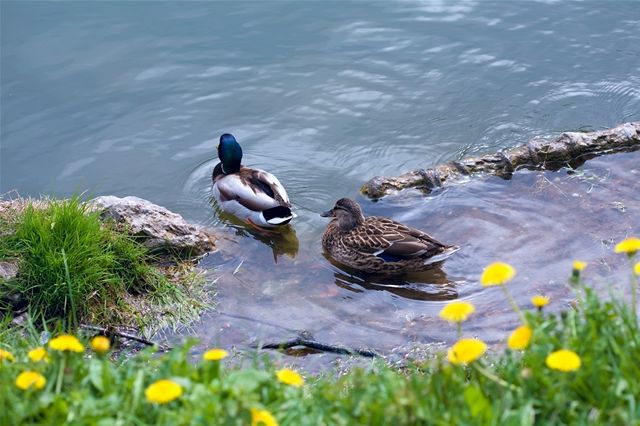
[321, 198, 459, 274]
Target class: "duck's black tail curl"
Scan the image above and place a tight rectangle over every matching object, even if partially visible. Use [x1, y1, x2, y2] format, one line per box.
[263, 206, 293, 226]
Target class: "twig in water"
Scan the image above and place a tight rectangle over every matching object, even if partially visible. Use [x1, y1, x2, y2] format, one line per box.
[254, 336, 380, 358]
[80, 324, 170, 350]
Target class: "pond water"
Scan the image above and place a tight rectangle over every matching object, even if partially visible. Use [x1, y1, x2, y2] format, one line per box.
[2, 1, 639, 368]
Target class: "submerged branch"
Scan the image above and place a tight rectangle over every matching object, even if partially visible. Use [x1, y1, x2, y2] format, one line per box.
[361, 122, 640, 199]
[80, 324, 169, 349]
[254, 333, 380, 358]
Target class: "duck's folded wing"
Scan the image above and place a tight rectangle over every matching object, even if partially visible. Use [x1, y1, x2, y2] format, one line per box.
[343, 219, 445, 259]
[242, 168, 291, 206]
[215, 174, 280, 212]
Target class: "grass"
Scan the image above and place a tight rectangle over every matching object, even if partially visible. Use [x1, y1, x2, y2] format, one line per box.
[0, 251, 638, 425]
[0, 196, 203, 330]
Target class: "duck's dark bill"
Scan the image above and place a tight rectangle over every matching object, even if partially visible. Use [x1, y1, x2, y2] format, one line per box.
[320, 210, 333, 217]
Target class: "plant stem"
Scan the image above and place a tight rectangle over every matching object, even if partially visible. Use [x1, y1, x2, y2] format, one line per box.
[630, 261, 637, 323]
[474, 363, 519, 391]
[62, 249, 78, 329]
[501, 285, 525, 324]
[56, 355, 66, 394]
[456, 323, 462, 339]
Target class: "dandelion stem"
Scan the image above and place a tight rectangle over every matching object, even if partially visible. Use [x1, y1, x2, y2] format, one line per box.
[501, 285, 525, 324]
[456, 323, 462, 339]
[56, 355, 66, 394]
[570, 272, 587, 307]
[631, 262, 638, 323]
[474, 364, 519, 391]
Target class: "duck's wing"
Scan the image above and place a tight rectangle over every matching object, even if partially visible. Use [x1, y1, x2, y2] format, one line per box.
[343, 217, 446, 260]
[214, 167, 289, 212]
[240, 167, 291, 207]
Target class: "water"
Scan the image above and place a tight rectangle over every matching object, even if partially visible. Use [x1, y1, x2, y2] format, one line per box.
[2, 1, 639, 368]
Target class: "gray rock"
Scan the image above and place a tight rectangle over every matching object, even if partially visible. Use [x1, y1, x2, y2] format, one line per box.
[88, 196, 216, 256]
[0, 260, 18, 282]
[0, 260, 25, 312]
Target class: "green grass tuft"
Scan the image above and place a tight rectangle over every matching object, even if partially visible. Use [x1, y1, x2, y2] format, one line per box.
[1, 196, 178, 328]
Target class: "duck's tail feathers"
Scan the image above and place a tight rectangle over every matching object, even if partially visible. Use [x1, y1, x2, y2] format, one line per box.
[423, 245, 460, 265]
[263, 206, 294, 226]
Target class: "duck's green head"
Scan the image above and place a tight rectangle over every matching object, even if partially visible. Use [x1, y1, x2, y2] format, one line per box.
[218, 133, 243, 174]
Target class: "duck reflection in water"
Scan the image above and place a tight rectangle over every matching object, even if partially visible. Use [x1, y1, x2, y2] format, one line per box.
[326, 259, 459, 301]
[215, 207, 299, 262]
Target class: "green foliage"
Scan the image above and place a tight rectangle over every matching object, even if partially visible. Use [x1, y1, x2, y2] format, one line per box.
[0, 197, 173, 328]
[0, 267, 639, 425]
[1, 212, 638, 425]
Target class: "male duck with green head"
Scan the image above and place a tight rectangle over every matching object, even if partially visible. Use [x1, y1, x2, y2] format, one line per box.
[212, 133, 294, 228]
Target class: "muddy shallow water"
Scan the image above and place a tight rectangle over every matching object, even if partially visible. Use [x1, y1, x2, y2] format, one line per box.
[171, 151, 639, 369]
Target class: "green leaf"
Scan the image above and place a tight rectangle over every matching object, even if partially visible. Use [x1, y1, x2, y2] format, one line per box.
[225, 370, 270, 396]
[464, 385, 493, 423]
[89, 361, 104, 392]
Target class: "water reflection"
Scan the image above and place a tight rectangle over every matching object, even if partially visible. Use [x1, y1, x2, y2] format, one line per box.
[213, 203, 300, 262]
[328, 260, 459, 301]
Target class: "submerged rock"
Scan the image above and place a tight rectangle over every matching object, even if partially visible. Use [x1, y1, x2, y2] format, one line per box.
[361, 121, 640, 199]
[88, 196, 216, 256]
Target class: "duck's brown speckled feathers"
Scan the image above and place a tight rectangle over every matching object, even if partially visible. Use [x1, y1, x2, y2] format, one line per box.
[340, 217, 446, 257]
[321, 198, 459, 274]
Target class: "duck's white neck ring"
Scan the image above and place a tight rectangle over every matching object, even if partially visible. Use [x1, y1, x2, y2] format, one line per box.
[221, 163, 227, 174]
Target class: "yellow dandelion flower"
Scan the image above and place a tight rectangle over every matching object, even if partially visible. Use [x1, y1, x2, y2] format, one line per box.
[145, 379, 183, 404]
[90, 336, 111, 354]
[572, 260, 587, 271]
[0, 349, 15, 362]
[614, 237, 640, 255]
[203, 348, 229, 361]
[634, 262, 640, 276]
[481, 262, 516, 286]
[48, 335, 84, 353]
[28, 347, 49, 363]
[276, 368, 304, 387]
[531, 295, 549, 308]
[251, 408, 279, 426]
[447, 338, 487, 365]
[15, 371, 46, 390]
[439, 301, 475, 323]
[546, 349, 581, 372]
[507, 325, 532, 350]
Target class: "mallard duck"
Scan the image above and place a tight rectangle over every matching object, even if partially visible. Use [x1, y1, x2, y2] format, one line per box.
[212, 133, 293, 228]
[321, 198, 459, 274]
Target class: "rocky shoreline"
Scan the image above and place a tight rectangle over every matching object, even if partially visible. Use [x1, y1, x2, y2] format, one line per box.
[0, 195, 217, 283]
[0, 195, 219, 335]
